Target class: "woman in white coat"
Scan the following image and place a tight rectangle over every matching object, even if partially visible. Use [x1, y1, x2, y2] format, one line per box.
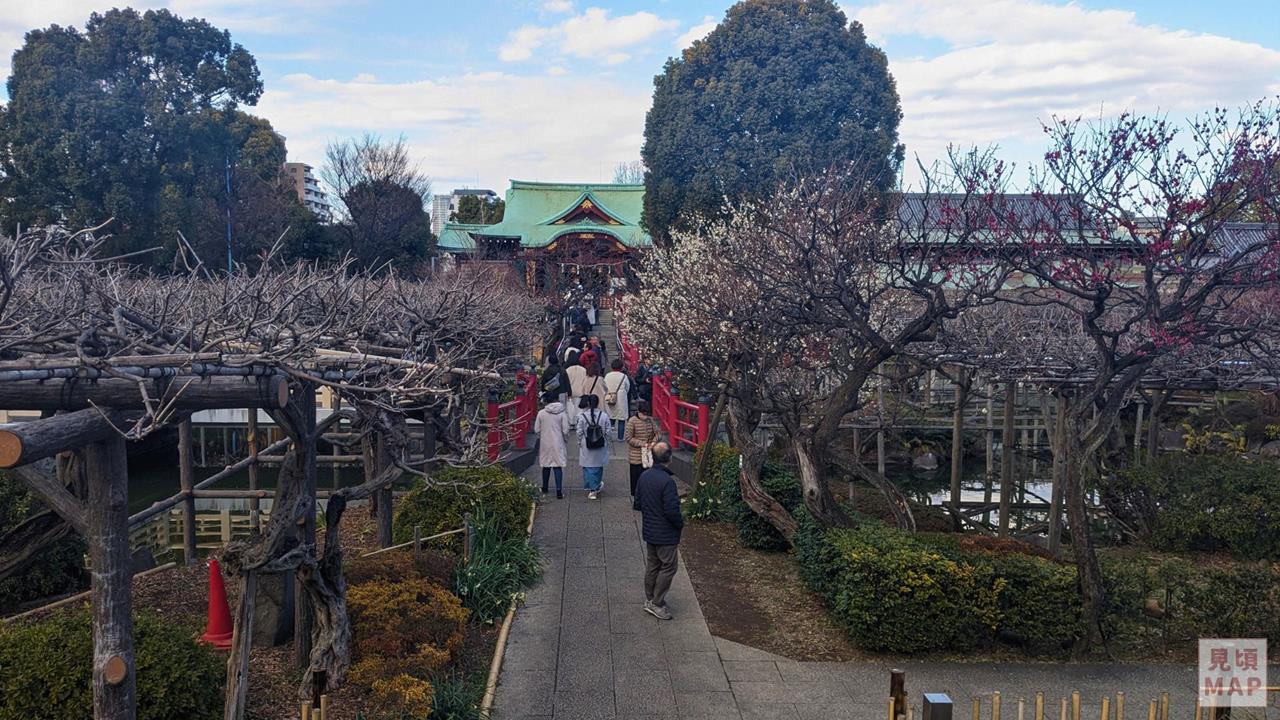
[603, 358, 631, 441]
[533, 391, 571, 498]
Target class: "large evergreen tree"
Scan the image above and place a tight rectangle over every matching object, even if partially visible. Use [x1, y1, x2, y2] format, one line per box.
[0, 8, 287, 265]
[641, 0, 903, 245]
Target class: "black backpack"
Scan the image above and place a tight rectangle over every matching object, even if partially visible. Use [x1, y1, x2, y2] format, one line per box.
[584, 411, 607, 449]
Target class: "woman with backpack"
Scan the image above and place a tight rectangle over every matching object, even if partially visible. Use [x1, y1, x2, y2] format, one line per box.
[604, 358, 631, 441]
[533, 391, 571, 499]
[576, 394, 611, 500]
[624, 401, 661, 500]
[578, 361, 609, 414]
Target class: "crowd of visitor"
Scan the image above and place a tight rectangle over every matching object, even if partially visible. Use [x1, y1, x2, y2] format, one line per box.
[531, 297, 685, 621]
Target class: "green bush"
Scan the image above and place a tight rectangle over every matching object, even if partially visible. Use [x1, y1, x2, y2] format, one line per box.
[0, 473, 86, 612]
[454, 511, 542, 623]
[795, 510, 1000, 652]
[0, 609, 223, 720]
[796, 510, 1280, 656]
[393, 465, 535, 553]
[1112, 454, 1280, 560]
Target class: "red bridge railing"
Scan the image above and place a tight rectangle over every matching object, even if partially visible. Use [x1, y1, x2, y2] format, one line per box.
[487, 369, 539, 461]
[651, 371, 711, 451]
[615, 302, 711, 450]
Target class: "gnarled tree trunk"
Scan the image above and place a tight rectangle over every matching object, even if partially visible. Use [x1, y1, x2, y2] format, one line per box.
[725, 395, 795, 541]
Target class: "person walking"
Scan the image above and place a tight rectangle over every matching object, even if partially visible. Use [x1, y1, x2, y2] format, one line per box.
[533, 391, 570, 499]
[624, 401, 660, 499]
[604, 358, 631, 441]
[579, 361, 609, 413]
[564, 355, 587, 429]
[576, 395, 610, 499]
[633, 442, 682, 620]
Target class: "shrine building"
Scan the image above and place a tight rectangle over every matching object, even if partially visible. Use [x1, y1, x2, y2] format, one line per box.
[436, 180, 652, 300]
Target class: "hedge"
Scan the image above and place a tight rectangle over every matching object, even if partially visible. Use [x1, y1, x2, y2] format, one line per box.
[392, 465, 535, 552]
[0, 609, 223, 720]
[795, 510, 1280, 655]
[1111, 454, 1280, 560]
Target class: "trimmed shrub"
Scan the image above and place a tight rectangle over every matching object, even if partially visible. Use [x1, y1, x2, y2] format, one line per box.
[1112, 454, 1280, 560]
[0, 609, 222, 720]
[454, 511, 542, 623]
[795, 510, 1000, 653]
[796, 510, 1280, 656]
[345, 549, 457, 588]
[393, 465, 535, 552]
[347, 575, 469, 717]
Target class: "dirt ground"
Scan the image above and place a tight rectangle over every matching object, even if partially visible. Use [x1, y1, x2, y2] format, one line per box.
[679, 520, 860, 662]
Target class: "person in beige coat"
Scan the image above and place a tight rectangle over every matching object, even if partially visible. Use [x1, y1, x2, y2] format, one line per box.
[624, 401, 661, 499]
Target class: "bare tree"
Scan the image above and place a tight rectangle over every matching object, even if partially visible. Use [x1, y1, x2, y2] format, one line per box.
[323, 134, 433, 269]
[613, 160, 646, 185]
[958, 104, 1280, 656]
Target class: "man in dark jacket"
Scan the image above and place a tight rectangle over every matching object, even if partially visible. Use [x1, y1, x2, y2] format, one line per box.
[632, 442, 683, 620]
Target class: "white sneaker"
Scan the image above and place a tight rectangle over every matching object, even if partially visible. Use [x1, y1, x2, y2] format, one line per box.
[588, 491, 598, 500]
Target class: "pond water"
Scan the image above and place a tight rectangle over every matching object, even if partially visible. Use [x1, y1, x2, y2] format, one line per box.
[882, 454, 1057, 532]
[127, 451, 367, 513]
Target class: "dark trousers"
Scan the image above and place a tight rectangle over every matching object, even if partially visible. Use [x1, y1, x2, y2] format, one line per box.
[541, 466, 563, 493]
[644, 543, 679, 607]
[629, 463, 643, 498]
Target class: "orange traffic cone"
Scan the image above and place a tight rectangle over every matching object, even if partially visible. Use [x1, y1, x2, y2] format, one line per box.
[199, 557, 234, 650]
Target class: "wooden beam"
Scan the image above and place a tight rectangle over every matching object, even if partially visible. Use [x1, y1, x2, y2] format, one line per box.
[83, 435, 136, 720]
[0, 409, 127, 468]
[13, 462, 91, 535]
[0, 374, 288, 411]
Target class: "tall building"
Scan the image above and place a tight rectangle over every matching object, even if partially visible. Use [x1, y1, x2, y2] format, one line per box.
[431, 188, 498, 237]
[284, 162, 331, 221]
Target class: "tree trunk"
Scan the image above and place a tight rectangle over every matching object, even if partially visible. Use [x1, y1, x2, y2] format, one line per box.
[83, 436, 136, 720]
[692, 385, 729, 489]
[792, 436, 852, 528]
[725, 396, 796, 541]
[223, 570, 257, 720]
[1063, 436, 1106, 659]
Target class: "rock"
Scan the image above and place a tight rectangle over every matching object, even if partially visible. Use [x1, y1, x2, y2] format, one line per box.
[912, 452, 939, 471]
[1260, 440, 1280, 458]
[252, 571, 294, 647]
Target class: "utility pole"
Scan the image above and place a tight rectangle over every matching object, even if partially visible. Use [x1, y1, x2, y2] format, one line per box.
[225, 155, 234, 273]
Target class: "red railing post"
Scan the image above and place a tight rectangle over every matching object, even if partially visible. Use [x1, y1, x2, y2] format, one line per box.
[514, 369, 529, 450]
[697, 395, 711, 447]
[487, 389, 500, 461]
[664, 370, 676, 442]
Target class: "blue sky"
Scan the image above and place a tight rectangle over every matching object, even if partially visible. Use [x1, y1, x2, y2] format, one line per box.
[2, 0, 1279, 195]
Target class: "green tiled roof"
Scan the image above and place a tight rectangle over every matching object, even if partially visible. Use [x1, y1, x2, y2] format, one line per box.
[436, 180, 652, 252]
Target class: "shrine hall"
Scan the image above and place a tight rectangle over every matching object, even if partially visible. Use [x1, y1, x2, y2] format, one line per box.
[436, 180, 653, 301]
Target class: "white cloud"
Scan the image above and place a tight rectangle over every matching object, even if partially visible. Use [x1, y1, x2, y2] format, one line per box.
[542, 0, 573, 13]
[676, 16, 717, 49]
[255, 70, 650, 192]
[498, 7, 679, 65]
[848, 0, 1280, 177]
[0, 0, 343, 81]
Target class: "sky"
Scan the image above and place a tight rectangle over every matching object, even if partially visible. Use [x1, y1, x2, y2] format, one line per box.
[1, 0, 1279, 197]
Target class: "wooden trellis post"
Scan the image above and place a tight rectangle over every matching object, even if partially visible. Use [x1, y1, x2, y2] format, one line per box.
[84, 435, 135, 720]
[178, 419, 198, 564]
[1048, 391, 1068, 554]
[998, 381, 1016, 537]
[247, 411, 261, 531]
[949, 372, 969, 525]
